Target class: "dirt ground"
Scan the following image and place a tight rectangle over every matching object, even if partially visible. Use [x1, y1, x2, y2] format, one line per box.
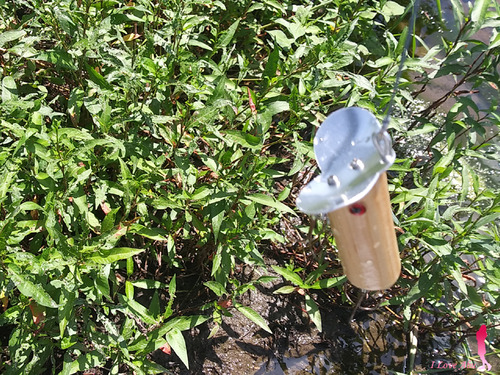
[150, 263, 428, 375]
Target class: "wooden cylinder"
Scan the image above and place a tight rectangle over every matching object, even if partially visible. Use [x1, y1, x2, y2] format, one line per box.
[327, 173, 400, 290]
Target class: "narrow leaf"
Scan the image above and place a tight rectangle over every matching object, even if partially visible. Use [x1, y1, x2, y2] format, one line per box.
[59, 288, 77, 337]
[86, 247, 145, 264]
[8, 264, 57, 308]
[204, 281, 227, 297]
[311, 276, 347, 289]
[84, 62, 112, 90]
[271, 265, 305, 287]
[248, 193, 297, 216]
[218, 19, 240, 48]
[263, 47, 280, 80]
[166, 328, 189, 369]
[131, 279, 169, 289]
[273, 285, 296, 294]
[118, 294, 157, 325]
[235, 303, 272, 333]
[304, 294, 322, 332]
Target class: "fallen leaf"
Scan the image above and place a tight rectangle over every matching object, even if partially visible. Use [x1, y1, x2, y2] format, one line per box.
[29, 300, 46, 325]
[123, 33, 141, 42]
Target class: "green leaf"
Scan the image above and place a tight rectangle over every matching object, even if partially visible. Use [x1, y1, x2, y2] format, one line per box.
[271, 266, 305, 287]
[84, 62, 112, 90]
[471, 212, 500, 231]
[311, 276, 347, 289]
[433, 148, 456, 175]
[2, 76, 17, 102]
[0, 30, 26, 48]
[248, 193, 297, 216]
[263, 101, 289, 116]
[460, 163, 471, 201]
[125, 281, 134, 300]
[110, 13, 146, 24]
[263, 47, 280, 80]
[36, 49, 77, 70]
[127, 224, 169, 241]
[204, 281, 227, 297]
[234, 303, 272, 333]
[218, 19, 240, 48]
[188, 39, 213, 51]
[263, 0, 285, 12]
[304, 294, 322, 332]
[8, 264, 58, 308]
[450, 0, 465, 27]
[59, 289, 77, 337]
[276, 18, 306, 40]
[133, 359, 169, 374]
[118, 294, 157, 325]
[267, 30, 293, 49]
[470, 0, 489, 24]
[61, 351, 104, 375]
[395, 26, 409, 56]
[131, 279, 169, 289]
[224, 130, 262, 149]
[86, 247, 145, 264]
[19, 201, 44, 211]
[449, 268, 468, 295]
[489, 29, 500, 50]
[130, 315, 209, 353]
[273, 285, 296, 294]
[166, 328, 189, 369]
[209, 199, 226, 242]
[207, 324, 220, 339]
[67, 88, 85, 125]
[101, 207, 119, 233]
[382, 1, 405, 18]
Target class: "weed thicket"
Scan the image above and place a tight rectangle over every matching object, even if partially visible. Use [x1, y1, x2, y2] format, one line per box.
[0, 0, 498, 373]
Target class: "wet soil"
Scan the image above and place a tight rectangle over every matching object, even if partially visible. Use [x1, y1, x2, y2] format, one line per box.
[148, 261, 485, 375]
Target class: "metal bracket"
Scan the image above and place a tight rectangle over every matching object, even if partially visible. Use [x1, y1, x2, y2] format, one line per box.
[297, 107, 395, 215]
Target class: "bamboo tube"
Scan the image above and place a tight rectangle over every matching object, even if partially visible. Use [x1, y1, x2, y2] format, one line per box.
[327, 172, 400, 290]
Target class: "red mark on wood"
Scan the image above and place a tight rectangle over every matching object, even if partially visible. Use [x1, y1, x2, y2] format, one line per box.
[349, 203, 366, 215]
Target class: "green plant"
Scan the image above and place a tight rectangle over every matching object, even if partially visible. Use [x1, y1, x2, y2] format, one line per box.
[0, 0, 499, 373]
[203, 275, 276, 338]
[272, 262, 346, 332]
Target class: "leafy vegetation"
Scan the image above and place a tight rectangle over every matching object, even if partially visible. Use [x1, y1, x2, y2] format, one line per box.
[0, 0, 499, 373]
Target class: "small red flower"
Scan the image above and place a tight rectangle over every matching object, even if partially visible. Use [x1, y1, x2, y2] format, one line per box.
[247, 87, 257, 114]
[100, 202, 111, 215]
[217, 299, 232, 309]
[159, 342, 171, 355]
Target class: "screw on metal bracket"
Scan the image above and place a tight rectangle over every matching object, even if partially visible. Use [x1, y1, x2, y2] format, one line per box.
[327, 175, 339, 186]
[349, 158, 364, 170]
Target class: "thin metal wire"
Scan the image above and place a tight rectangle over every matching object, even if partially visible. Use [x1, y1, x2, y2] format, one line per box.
[349, 289, 366, 321]
[380, 0, 421, 133]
